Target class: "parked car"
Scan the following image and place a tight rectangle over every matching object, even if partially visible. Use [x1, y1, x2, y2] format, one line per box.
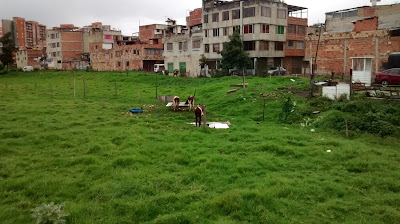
[268, 67, 286, 76]
[22, 66, 34, 72]
[374, 68, 400, 86]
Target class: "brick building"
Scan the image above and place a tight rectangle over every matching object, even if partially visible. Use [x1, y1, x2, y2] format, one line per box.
[46, 24, 88, 70]
[1, 17, 47, 68]
[284, 6, 308, 75]
[305, 3, 400, 86]
[91, 24, 164, 71]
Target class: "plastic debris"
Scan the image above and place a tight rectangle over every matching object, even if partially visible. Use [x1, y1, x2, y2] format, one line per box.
[311, 129, 316, 132]
[327, 150, 332, 153]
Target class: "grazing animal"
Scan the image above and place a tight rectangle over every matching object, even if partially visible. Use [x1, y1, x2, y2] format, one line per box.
[194, 105, 206, 127]
[172, 96, 180, 112]
[186, 96, 195, 111]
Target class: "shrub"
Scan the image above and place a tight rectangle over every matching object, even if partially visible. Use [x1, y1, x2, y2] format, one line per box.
[31, 202, 69, 224]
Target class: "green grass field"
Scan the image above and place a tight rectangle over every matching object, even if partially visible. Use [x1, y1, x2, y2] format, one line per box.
[1, 70, 399, 223]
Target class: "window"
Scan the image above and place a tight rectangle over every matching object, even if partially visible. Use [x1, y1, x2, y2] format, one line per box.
[57, 42, 60, 47]
[222, 11, 230, 21]
[56, 33, 59, 38]
[233, 26, 240, 33]
[244, 25, 253, 34]
[297, 41, 304, 49]
[116, 51, 121, 57]
[277, 26, 285, 34]
[213, 43, 220, 53]
[353, 59, 365, 71]
[192, 40, 201, 49]
[232, 9, 240, 19]
[223, 27, 228, 36]
[145, 49, 162, 55]
[278, 9, 287, 19]
[298, 26, 306, 35]
[288, 25, 296, 34]
[51, 43, 56, 48]
[244, 41, 256, 51]
[57, 52, 60, 56]
[205, 44, 210, 53]
[244, 7, 255, 18]
[95, 45, 98, 50]
[205, 30, 208, 37]
[167, 43, 173, 51]
[212, 13, 219, 22]
[105, 35, 112, 40]
[213, 28, 220, 37]
[260, 41, 269, 51]
[168, 63, 174, 73]
[52, 52, 56, 57]
[275, 42, 284, 51]
[288, 40, 295, 49]
[261, 6, 271, 17]
[204, 15, 209, 23]
[261, 24, 270, 33]
[118, 62, 121, 67]
[183, 42, 188, 51]
[179, 42, 183, 50]
[126, 61, 130, 67]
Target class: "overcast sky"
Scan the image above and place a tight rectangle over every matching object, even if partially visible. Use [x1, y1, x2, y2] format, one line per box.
[0, 0, 398, 35]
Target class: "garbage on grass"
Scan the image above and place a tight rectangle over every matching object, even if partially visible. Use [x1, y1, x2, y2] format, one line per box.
[188, 121, 231, 129]
[129, 109, 143, 114]
[327, 150, 332, 153]
[311, 129, 316, 132]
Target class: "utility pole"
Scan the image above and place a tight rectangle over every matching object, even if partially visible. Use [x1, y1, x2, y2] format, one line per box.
[309, 24, 323, 99]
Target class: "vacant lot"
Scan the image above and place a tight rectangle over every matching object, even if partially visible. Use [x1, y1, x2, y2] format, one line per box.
[0, 71, 399, 223]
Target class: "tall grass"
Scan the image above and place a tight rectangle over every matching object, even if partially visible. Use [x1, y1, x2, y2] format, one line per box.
[0, 70, 399, 223]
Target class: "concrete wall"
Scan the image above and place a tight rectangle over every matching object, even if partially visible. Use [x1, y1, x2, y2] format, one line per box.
[326, 4, 400, 33]
[163, 32, 203, 77]
[16, 49, 43, 69]
[46, 30, 62, 69]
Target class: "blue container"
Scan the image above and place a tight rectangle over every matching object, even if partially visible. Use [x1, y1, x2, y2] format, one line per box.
[129, 109, 143, 114]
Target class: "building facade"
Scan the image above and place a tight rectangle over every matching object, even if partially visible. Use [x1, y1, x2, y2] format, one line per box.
[202, 0, 289, 75]
[305, 3, 400, 86]
[46, 24, 87, 70]
[91, 24, 164, 71]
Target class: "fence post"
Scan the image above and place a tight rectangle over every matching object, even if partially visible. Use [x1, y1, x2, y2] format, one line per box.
[73, 75, 76, 103]
[83, 79, 86, 99]
[349, 69, 353, 100]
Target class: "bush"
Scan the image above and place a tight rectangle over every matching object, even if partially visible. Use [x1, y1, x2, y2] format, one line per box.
[31, 202, 69, 224]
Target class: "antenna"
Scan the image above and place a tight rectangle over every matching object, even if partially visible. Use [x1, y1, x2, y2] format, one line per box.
[370, 0, 381, 6]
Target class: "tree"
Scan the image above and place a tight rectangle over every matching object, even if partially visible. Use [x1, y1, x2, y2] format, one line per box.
[220, 31, 251, 73]
[0, 32, 17, 72]
[220, 31, 251, 95]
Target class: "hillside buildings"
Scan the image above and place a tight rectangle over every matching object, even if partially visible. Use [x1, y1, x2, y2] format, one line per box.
[305, 3, 400, 86]
[163, 0, 308, 77]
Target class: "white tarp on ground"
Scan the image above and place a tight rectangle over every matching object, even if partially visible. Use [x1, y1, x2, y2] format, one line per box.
[323, 83, 350, 100]
[188, 122, 230, 129]
[166, 102, 188, 107]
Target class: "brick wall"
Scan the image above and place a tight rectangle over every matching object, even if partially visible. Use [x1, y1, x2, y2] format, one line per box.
[353, 17, 378, 32]
[91, 43, 163, 71]
[139, 25, 157, 43]
[187, 8, 202, 27]
[305, 29, 399, 76]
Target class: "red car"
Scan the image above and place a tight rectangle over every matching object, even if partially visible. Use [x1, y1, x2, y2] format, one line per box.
[375, 68, 400, 86]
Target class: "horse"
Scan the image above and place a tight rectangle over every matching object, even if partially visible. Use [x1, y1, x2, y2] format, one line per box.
[172, 96, 180, 112]
[194, 105, 206, 127]
[186, 96, 195, 111]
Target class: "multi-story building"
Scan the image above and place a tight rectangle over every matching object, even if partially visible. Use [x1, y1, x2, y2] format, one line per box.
[284, 6, 308, 75]
[163, 11, 204, 77]
[46, 24, 87, 70]
[81, 22, 122, 66]
[305, 2, 400, 86]
[1, 17, 46, 68]
[202, 0, 290, 75]
[91, 24, 165, 71]
[1, 17, 46, 49]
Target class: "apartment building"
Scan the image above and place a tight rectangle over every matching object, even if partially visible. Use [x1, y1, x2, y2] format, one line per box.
[163, 10, 204, 77]
[305, 3, 400, 86]
[1, 17, 46, 49]
[46, 24, 87, 70]
[91, 24, 164, 71]
[202, 0, 289, 74]
[2, 17, 47, 68]
[284, 6, 308, 75]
